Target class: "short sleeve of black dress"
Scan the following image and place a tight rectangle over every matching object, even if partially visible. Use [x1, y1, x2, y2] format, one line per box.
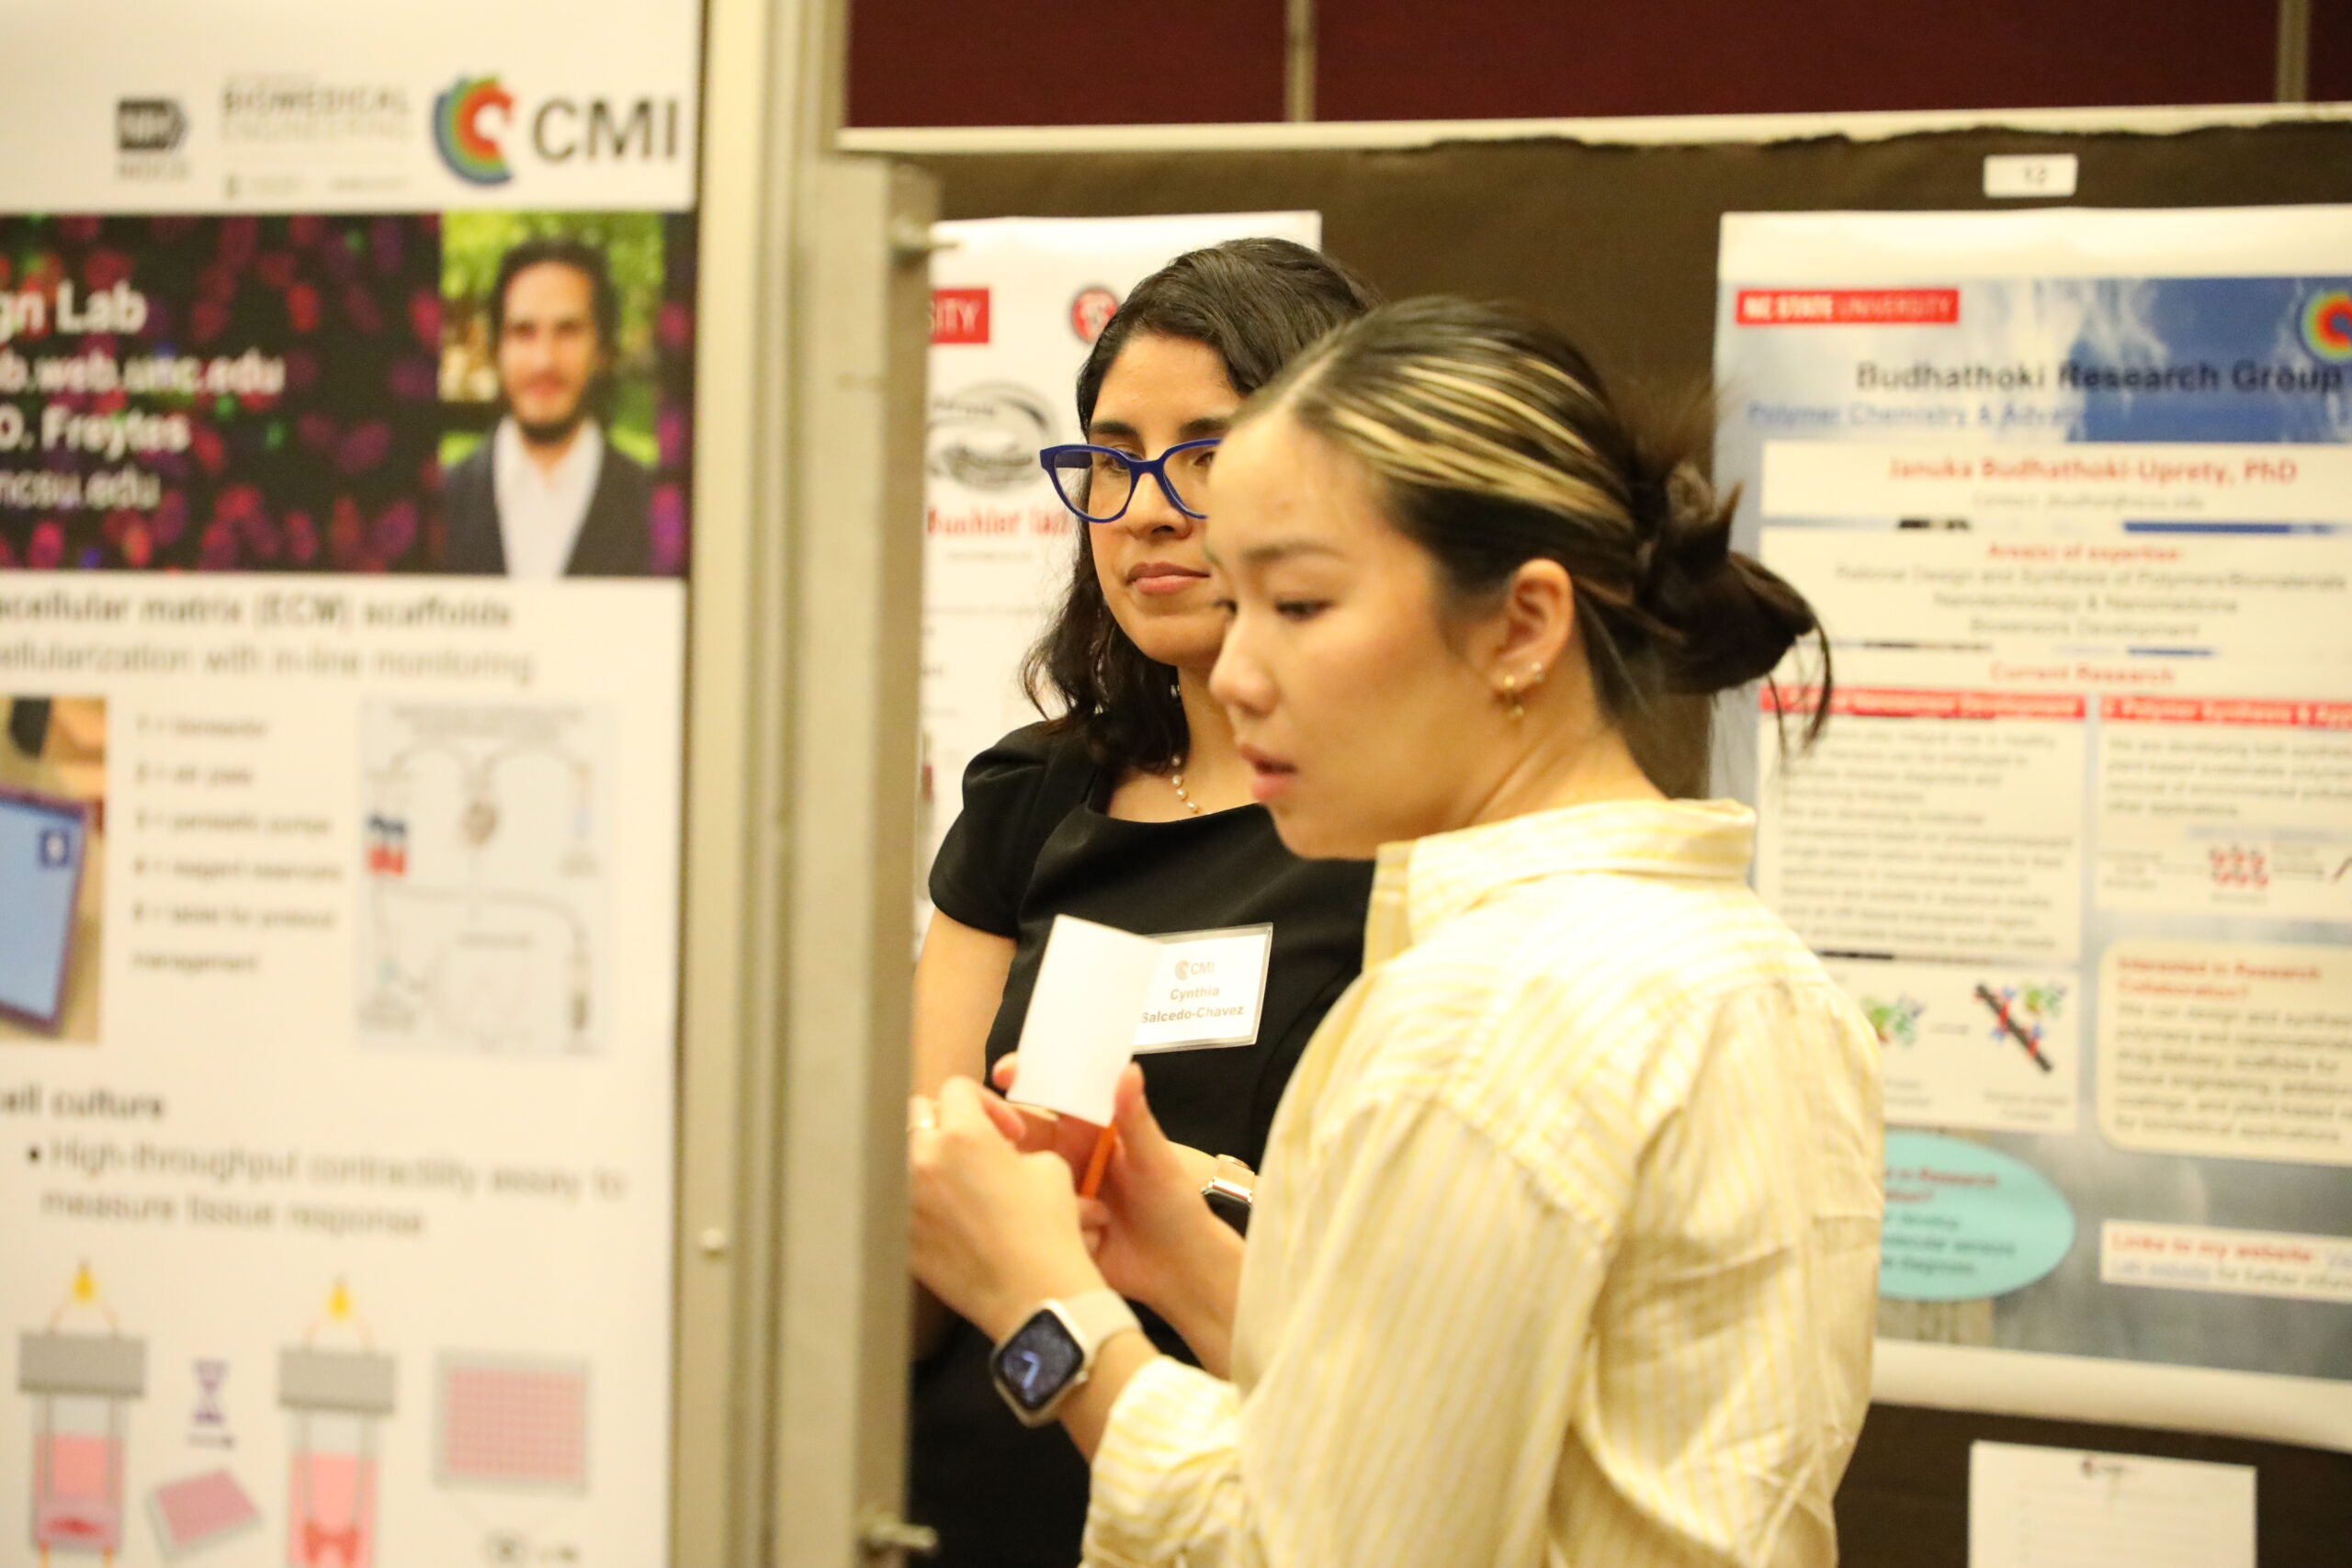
[928, 723, 1091, 939]
[910, 721, 1374, 1568]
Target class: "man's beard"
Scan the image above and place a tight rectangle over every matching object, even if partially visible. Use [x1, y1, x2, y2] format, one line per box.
[515, 406, 592, 448]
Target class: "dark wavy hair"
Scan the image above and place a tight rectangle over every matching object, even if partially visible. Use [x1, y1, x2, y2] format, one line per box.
[1022, 238, 1378, 772]
[1249, 297, 1832, 778]
[490, 236, 619, 352]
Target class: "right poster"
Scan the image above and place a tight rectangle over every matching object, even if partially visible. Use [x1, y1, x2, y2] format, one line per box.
[1715, 206, 2352, 1450]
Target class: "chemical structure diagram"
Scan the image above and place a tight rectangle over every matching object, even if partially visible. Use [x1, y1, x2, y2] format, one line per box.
[1860, 994, 1926, 1050]
[356, 703, 610, 1058]
[1974, 981, 2067, 1076]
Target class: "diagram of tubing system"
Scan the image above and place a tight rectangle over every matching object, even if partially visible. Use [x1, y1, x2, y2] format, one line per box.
[357, 702, 611, 1058]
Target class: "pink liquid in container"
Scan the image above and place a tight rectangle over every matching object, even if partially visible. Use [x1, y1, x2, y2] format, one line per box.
[287, 1450, 376, 1568]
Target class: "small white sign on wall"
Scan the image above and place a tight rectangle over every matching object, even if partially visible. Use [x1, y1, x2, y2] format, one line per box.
[1969, 1441, 2254, 1568]
[1983, 153, 2079, 199]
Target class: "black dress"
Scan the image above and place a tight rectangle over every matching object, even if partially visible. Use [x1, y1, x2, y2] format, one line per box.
[909, 722, 1374, 1568]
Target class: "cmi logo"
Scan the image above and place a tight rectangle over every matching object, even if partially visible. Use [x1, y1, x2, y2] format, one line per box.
[434, 74, 685, 186]
[2301, 288, 2352, 364]
[434, 75, 514, 186]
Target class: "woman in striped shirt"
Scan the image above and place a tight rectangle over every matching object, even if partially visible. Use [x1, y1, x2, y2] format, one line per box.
[910, 297, 1884, 1568]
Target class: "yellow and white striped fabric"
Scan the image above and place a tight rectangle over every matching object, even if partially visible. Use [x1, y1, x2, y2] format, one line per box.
[1084, 798, 1883, 1568]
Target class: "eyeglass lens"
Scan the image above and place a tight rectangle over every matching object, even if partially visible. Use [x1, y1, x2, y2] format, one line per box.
[1044, 446, 1215, 521]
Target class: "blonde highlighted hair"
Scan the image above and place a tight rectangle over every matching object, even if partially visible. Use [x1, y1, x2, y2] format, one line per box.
[1248, 297, 1829, 755]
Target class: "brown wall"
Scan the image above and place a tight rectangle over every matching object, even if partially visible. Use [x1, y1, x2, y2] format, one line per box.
[1317, 1, 2276, 119]
[850, 0, 2298, 127]
[847, 0, 1284, 126]
[2317, 0, 2352, 101]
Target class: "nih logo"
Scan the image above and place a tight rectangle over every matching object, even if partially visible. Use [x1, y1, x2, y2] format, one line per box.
[117, 98, 187, 153]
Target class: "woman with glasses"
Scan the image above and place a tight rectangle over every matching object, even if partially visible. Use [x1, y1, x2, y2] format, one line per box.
[909, 238, 1379, 1568]
[909, 299, 1883, 1567]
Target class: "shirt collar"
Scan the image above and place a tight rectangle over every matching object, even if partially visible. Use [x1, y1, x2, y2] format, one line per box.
[493, 415, 604, 496]
[1363, 798, 1757, 968]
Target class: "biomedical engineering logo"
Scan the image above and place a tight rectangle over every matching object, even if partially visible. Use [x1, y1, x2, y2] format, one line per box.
[434, 75, 514, 186]
[221, 75, 407, 145]
[2301, 288, 2352, 364]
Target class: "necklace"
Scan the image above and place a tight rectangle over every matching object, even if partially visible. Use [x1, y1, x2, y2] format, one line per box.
[1168, 757, 1203, 817]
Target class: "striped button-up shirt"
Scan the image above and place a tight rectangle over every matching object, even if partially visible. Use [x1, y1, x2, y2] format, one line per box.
[1084, 799, 1883, 1567]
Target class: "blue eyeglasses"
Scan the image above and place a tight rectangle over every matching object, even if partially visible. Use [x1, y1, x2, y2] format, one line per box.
[1039, 438, 1221, 523]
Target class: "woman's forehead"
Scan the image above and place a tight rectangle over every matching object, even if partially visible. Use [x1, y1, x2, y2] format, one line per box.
[1210, 416, 1385, 558]
[1093, 333, 1237, 418]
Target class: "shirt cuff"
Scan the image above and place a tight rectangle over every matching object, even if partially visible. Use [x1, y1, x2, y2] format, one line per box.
[1083, 1354, 1242, 1568]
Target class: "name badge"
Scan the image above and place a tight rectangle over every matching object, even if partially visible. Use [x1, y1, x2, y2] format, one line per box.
[1134, 923, 1273, 1054]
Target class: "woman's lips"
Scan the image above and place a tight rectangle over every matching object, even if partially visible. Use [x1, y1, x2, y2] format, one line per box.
[1239, 745, 1295, 803]
[1128, 562, 1209, 597]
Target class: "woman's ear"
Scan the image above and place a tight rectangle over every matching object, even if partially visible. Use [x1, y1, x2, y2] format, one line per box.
[1476, 558, 1575, 690]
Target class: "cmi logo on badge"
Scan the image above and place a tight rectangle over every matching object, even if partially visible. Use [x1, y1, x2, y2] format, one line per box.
[1136, 925, 1273, 1053]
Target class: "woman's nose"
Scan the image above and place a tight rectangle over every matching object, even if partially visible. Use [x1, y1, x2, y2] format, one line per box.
[1210, 629, 1270, 716]
[1119, 470, 1194, 536]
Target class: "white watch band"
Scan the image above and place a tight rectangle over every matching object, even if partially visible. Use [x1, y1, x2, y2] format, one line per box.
[1053, 1288, 1142, 1354]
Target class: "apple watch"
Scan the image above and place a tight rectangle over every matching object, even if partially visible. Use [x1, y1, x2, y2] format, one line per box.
[1202, 1153, 1254, 1235]
[988, 1288, 1143, 1427]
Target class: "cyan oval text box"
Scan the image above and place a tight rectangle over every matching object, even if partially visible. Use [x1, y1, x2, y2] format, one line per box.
[1881, 1130, 2076, 1302]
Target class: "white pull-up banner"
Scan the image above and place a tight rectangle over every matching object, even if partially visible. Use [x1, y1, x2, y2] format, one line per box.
[1, 5, 704, 1563]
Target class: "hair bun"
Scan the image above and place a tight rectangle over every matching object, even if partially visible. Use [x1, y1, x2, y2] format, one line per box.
[1633, 461, 1730, 604]
[1635, 466, 1818, 694]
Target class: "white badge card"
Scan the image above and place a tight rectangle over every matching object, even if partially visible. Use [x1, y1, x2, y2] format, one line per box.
[1006, 915, 1164, 1124]
[1135, 924, 1274, 1054]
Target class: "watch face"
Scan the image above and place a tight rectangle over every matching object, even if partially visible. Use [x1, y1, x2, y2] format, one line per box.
[1204, 1187, 1251, 1235]
[992, 1309, 1086, 1416]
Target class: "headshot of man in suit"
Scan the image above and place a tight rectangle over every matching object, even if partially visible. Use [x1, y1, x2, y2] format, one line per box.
[442, 237, 652, 577]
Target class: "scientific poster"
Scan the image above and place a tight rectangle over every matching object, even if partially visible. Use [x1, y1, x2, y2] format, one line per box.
[0, 4, 700, 1563]
[1716, 206, 2352, 1450]
[918, 211, 1318, 922]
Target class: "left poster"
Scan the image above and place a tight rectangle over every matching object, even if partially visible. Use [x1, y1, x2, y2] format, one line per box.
[0, 6, 700, 1564]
